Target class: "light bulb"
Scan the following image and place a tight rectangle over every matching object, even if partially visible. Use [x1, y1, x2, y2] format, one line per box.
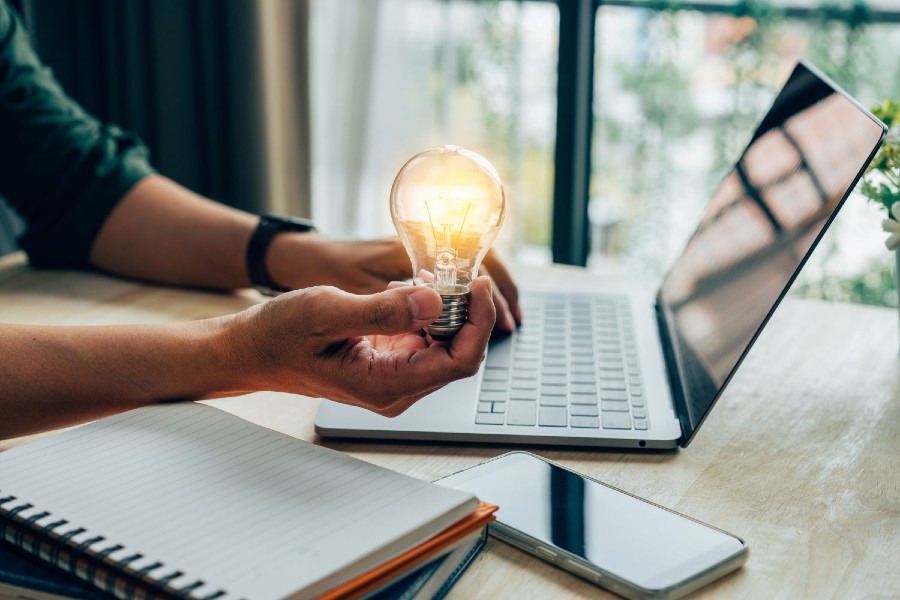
[390, 145, 506, 339]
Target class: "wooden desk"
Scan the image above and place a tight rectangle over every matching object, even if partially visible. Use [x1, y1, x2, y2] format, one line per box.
[1, 252, 898, 598]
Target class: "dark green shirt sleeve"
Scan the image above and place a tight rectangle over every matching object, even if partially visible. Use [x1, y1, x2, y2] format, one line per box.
[0, 2, 155, 268]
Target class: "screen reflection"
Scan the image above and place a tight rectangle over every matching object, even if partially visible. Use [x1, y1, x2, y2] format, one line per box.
[658, 63, 885, 437]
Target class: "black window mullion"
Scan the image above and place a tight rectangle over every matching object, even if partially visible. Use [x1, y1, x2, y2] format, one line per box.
[552, 0, 597, 266]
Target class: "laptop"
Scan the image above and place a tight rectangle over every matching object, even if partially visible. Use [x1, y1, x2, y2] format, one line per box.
[315, 61, 886, 449]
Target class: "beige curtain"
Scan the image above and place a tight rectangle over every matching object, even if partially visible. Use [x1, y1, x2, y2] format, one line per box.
[258, 0, 313, 219]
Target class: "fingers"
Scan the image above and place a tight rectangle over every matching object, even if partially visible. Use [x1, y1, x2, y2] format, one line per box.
[315, 285, 442, 339]
[481, 265, 515, 333]
[483, 251, 521, 323]
[442, 276, 495, 375]
[347, 277, 494, 404]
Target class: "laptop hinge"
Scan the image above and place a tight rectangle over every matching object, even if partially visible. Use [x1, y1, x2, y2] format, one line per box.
[654, 296, 690, 445]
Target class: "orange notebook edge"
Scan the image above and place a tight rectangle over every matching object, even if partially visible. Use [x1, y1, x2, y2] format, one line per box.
[318, 501, 498, 600]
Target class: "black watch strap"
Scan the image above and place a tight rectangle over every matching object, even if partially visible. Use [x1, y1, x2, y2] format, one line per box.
[247, 214, 316, 293]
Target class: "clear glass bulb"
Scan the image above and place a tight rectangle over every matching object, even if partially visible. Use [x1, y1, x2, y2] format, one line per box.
[390, 145, 506, 339]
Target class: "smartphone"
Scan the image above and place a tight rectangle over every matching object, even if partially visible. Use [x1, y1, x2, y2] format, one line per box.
[436, 452, 748, 600]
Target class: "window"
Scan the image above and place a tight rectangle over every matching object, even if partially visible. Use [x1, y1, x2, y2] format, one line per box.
[311, 0, 557, 265]
[312, 0, 900, 306]
[590, 1, 900, 305]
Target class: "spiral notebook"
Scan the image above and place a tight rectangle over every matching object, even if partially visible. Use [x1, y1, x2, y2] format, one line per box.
[0, 528, 486, 600]
[0, 404, 496, 599]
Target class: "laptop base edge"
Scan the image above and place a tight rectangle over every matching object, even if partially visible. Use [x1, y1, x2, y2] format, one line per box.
[313, 423, 681, 450]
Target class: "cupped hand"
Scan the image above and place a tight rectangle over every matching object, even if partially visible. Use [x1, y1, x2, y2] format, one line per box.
[227, 276, 495, 416]
[267, 234, 520, 333]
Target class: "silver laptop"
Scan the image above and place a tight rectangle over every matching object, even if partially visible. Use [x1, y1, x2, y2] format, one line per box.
[315, 62, 886, 449]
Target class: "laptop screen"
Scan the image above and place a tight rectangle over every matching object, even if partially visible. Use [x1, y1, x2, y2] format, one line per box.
[657, 62, 886, 445]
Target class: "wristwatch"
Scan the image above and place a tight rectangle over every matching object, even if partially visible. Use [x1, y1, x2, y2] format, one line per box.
[247, 213, 316, 295]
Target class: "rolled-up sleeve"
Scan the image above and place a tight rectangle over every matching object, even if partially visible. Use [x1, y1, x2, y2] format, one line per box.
[0, 2, 154, 268]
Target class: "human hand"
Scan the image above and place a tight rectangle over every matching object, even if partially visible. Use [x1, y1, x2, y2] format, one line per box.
[225, 276, 495, 416]
[266, 234, 521, 333]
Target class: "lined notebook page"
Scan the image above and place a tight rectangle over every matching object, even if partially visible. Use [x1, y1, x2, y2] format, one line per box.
[0, 403, 478, 599]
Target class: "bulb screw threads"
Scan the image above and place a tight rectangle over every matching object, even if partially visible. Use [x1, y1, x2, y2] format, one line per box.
[425, 284, 470, 340]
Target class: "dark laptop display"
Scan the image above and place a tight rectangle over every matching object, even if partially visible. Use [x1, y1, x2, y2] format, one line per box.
[657, 62, 887, 445]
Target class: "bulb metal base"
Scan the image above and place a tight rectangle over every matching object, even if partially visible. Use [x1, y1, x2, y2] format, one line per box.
[425, 284, 470, 340]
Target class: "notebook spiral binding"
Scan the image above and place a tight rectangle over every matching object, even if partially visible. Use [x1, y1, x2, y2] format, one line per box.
[0, 494, 227, 600]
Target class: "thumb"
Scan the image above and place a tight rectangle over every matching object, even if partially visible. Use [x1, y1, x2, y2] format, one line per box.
[330, 285, 442, 337]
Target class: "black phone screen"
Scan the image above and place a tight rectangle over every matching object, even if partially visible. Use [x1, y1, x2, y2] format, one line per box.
[439, 453, 744, 590]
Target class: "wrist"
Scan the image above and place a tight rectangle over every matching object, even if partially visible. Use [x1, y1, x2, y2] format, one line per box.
[265, 231, 324, 291]
[247, 214, 316, 294]
[194, 315, 258, 398]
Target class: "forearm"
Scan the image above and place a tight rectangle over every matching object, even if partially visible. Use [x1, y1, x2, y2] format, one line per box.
[89, 175, 260, 289]
[0, 318, 248, 439]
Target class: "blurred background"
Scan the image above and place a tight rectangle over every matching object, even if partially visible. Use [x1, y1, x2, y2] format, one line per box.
[3, 0, 899, 306]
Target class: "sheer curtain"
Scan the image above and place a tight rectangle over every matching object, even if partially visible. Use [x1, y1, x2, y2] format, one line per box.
[310, 0, 559, 265]
[310, 1, 447, 238]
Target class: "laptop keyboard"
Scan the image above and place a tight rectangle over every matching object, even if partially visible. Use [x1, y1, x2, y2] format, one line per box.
[475, 294, 649, 431]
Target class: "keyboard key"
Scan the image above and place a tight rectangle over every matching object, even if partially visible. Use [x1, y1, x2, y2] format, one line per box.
[632, 407, 647, 419]
[601, 401, 629, 412]
[512, 370, 538, 380]
[483, 368, 509, 381]
[544, 357, 567, 367]
[570, 416, 600, 429]
[571, 364, 595, 374]
[511, 389, 538, 401]
[507, 401, 537, 426]
[481, 380, 508, 392]
[540, 385, 567, 396]
[486, 340, 512, 368]
[570, 394, 598, 405]
[570, 405, 599, 416]
[541, 350, 566, 366]
[542, 366, 567, 376]
[631, 396, 646, 407]
[600, 380, 626, 390]
[477, 402, 493, 413]
[571, 375, 596, 384]
[601, 389, 628, 401]
[602, 412, 632, 430]
[539, 407, 568, 427]
[630, 385, 644, 396]
[571, 384, 597, 395]
[480, 391, 508, 402]
[511, 379, 538, 390]
[634, 418, 649, 430]
[475, 413, 505, 425]
[492, 403, 507, 414]
[514, 360, 540, 370]
[539, 395, 567, 407]
[542, 376, 566, 386]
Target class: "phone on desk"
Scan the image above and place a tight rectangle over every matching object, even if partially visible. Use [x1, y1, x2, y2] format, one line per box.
[436, 452, 748, 600]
